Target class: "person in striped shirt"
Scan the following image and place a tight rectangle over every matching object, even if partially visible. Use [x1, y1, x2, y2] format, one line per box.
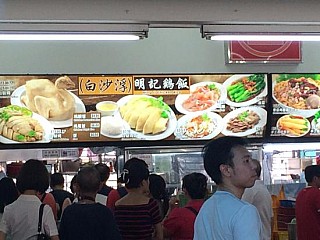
[114, 158, 163, 240]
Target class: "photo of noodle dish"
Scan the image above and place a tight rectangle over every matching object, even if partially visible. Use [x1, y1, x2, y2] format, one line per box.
[223, 74, 267, 107]
[277, 114, 310, 137]
[174, 112, 223, 140]
[117, 95, 177, 140]
[273, 74, 320, 118]
[175, 82, 227, 115]
[0, 105, 53, 144]
[221, 107, 267, 137]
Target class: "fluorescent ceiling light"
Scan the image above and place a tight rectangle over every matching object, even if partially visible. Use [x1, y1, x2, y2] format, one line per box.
[210, 35, 320, 41]
[202, 23, 320, 41]
[0, 22, 148, 41]
[0, 33, 140, 41]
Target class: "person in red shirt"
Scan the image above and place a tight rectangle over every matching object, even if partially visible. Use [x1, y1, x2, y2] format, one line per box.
[163, 172, 208, 240]
[296, 165, 320, 240]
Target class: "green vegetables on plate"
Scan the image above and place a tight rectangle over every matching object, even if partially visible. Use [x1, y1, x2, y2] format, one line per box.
[227, 74, 266, 103]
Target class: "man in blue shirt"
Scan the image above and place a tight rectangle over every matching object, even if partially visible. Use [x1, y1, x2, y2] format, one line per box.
[194, 136, 262, 240]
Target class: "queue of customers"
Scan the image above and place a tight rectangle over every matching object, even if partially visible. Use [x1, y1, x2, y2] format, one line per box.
[4, 136, 318, 239]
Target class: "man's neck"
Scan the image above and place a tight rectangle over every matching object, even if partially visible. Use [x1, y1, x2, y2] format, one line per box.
[217, 183, 244, 199]
[53, 185, 64, 190]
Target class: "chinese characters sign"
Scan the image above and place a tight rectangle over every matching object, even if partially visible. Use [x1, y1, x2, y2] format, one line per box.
[78, 75, 190, 96]
[79, 76, 133, 95]
[133, 76, 190, 95]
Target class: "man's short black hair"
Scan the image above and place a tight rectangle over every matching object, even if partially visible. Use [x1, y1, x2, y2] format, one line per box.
[182, 172, 208, 199]
[94, 163, 110, 182]
[202, 136, 248, 184]
[77, 167, 100, 193]
[16, 159, 49, 194]
[50, 172, 64, 188]
[305, 165, 320, 183]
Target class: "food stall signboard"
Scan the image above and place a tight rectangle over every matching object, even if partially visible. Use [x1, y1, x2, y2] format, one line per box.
[227, 41, 302, 63]
[0, 74, 268, 144]
[270, 74, 320, 138]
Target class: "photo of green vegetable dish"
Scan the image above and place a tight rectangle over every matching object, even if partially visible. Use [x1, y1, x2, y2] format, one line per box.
[227, 74, 266, 103]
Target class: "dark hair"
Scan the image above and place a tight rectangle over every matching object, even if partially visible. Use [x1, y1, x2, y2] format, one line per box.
[305, 165, 320, 183]
[77, 167, 100, 193]
[149, 174, 169, 220]
[50, 173, 64, 188]
[120, 158, 149, 189]
[182, 172, 208, 199]
[149, 174, 167, 200]
[202, 136, 248, 184]
[0, 177, 19, 213]
[94, 163, 110, 182]
[252, 159, 262, 178]
[70, 174, 78, 194]
[16, 159, 49, 194]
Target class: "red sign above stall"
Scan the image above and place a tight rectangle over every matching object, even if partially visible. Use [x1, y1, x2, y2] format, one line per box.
[227, 41, 301, 63]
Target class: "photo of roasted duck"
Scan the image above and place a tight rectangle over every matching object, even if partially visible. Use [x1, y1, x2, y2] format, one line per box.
[0, 105, 44, 142]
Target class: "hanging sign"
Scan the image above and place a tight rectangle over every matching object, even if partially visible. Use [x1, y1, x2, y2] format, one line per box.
[227, 41, 302, 63]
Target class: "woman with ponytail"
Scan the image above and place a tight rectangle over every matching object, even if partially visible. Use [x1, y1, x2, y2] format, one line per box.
[114, 158, 163, 240]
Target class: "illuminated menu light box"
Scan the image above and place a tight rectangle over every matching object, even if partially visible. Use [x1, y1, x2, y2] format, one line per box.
[270, 73, 320, 139]
[0, 74, 268, 145]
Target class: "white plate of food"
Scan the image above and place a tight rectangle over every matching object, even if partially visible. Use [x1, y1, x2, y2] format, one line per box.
[175, 82, 227, 115]
[223, 74, 267, 107]
[100, 116, 130, 139]
[277, 114, 310, 137]
[221, 106, 267, 137]
[10, 85, 86, 128]
[0, 105, 53, 144]
[117, 95, 177, 140]
[174, 112, 223, 140]
[272, 76, 320, 118]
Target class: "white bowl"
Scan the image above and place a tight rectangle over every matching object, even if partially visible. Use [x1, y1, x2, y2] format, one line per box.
[96, 101, 118, 116]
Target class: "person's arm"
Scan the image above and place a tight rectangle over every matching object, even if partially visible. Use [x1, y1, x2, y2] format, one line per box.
[162, 196, 179, 238]
[50, 235, 59, 240]
[41, 193, 58, 221]
[0, 231, 5, 240]
[61, 198, 72, 214]
[154, 222, 163, 240]
[106, 190, 120, 212]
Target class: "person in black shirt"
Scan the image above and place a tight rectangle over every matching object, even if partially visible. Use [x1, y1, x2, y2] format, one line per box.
[94, 163, 113, 205]
[59, 166, 121, 240]
[50, 173, 74, 220]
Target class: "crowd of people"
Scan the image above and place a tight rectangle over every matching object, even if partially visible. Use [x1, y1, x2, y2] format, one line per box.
[1, 136, 319, 240]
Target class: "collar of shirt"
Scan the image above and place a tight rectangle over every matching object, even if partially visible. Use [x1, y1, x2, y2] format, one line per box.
[18, 194, 42, 202]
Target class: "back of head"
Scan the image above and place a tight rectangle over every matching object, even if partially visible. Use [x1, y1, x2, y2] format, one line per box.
[0, 177, 19, 213]
[149, 174, 167, 200]
[120, 158, 149, 189]
[77, 167, 101, 193]
[182, 172, 208, 199]
[305, 165, 320, 183]
[202, 136, 248, 184]
[94, 163, 110, 182]
[16, 159, 49, 194]
[50, 172, 64, 189]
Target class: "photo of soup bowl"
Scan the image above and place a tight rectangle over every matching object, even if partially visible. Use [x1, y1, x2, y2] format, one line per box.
[96, 101, 119, 116]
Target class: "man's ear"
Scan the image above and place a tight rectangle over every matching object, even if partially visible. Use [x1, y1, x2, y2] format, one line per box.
[220, 164, 232, 177]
